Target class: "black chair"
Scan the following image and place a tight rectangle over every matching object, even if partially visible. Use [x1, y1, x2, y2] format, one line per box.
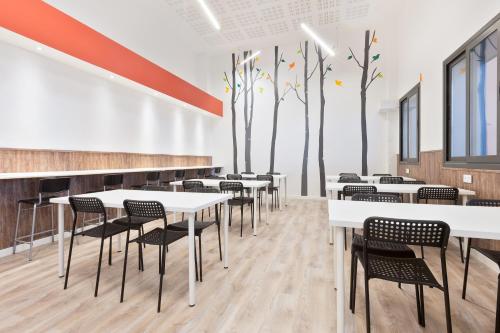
[349, 193, 414, 311]
[417, 187, 461, 261]
[131, 171, 161, 189]
[354, 217, 451, 333]
[175, 169, 186, 181]
[462, 198, 500, 332]
[226, 174, 242, 180]
[160, 172, 175, 187]
[83, 174, 124, 228]
[121, 200, 188, 312]
[340, 172, 358, 177]
[213, 167, 222, 175]
[13, 177, 71, 261]
[373, 173, 391, 176]
[256, 174, 279, 214]
[338, 175, 362, 182]
[167, 187, 222, 282]
[267, 172, 281, 175]
[241, 172, 255, 175]
[197, 169, 206, 179]
[220, 181, 254, 237]
[64, 197, 128, 296]
[403, 180, 426, 184]
[379, 176, 403, 184]
[342, 185, 377, 199]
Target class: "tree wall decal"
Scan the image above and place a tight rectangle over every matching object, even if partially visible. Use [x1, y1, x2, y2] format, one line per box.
[347, 30, 382, 176]
[223, 53, 243, 173]
[269, 46, 292, 173]
[315, 44, 332, 197]
[291, 41, 319, 196]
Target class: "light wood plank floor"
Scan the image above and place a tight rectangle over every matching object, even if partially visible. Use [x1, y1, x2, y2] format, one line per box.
[0, 199, 497, 332]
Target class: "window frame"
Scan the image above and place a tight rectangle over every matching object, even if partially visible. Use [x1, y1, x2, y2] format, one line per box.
[399, 83, 421, 164]
[443, 14, 500, 169]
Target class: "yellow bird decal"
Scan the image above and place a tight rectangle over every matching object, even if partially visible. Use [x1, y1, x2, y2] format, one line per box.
[335, 80, 343, 87]
[225, 86, 230, 93]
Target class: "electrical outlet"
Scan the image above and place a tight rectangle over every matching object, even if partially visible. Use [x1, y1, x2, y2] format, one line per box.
[463, 174, 472, 184]
[405, 168, 410, 174]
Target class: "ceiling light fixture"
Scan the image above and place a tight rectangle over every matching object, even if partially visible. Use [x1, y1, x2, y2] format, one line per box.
[300, 23, 335, 56]
[196, 0, 221, 31]
[240, 51, 261, 66]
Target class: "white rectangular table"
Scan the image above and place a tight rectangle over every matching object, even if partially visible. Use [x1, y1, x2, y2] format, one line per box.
[170, 179, 270, 236]
[220, 174, 288, 209]
[329, 199, 500, 333]
[327, 175, 415, 183]
[50, 189, 231, 307]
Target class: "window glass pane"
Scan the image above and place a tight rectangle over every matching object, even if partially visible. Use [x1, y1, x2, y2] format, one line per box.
[408, 93, 418, 159]
[401, 99, 408, 160]
[449, 58, 467, 157]
[470, 30, 497, 157]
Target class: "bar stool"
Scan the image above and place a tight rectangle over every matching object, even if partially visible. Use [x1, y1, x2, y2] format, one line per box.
[131, 171, 160, 189]
[13, 177, 71, 260]
[197, 169, 206, 179]
[175, 169, 186, 181]
[83, 174, 124, 230]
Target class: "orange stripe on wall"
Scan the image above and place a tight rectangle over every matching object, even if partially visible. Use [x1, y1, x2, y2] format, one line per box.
[0, 1, 223, 116]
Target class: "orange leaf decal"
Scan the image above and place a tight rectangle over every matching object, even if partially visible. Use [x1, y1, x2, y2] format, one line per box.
[288, 62, 296, 70]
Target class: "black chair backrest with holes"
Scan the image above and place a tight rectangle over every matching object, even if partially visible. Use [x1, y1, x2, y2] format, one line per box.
[257, 174, 274, 187]
[69, 196, 106, 216]
[403, 180, 426, 184]
[39, 177, 71, 195]
[124, 200, 167, 228]
[339, 173, 358, 177]
[352, 193, 401, 203]
[417, 187, 459, 204]
[182, 180, 204, 192]
[104, 174, 123, 190]
[342, 185, 377, 198]
[467, 199, 500, 207]
[226, 174, 242, 180]
[373, 173, 391, 177]
[220, 181, 244, 198]
[267, 172, 281, 175]
[339, 175, 361, 182]
[379, 176, 404, 184]
[175, 170, 185, 180]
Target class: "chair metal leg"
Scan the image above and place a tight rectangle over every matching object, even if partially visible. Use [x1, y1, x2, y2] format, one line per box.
[364, 276, 371, 333]
[28, 204, 37, 261]
[421, 245, 425, 259]
[51, 205, 55, 243]
[158, 241, 167, 313]
[419, 284, 425, 327]
[64, 230, 77, 289]
[349, 252, 356, 312]
[240, 205, 243, 237]
[217, 223, 222, 261]
[199, 234, 203, 282]
[95, 236, 106, 297]
[142, 226, 146, 249]
[462, 238, 472, 299]
[415, 284, 422, 326]
[459, 237, 464, 263]
[194, 238, 199, 281]
[351, 255, 358, 314]
[496, 274, 500, 333]
[13, 203, 21, 254]
[158, 245, 162, 274]
[120, 229, 131, 303]
[344, 229, 347, 251]
[443, 278, 452, 333]
[108, 236, 112, 266]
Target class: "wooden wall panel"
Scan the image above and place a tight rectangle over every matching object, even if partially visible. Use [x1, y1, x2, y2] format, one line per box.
[397, 150, 500, 250]
[0, 148, 212, 251]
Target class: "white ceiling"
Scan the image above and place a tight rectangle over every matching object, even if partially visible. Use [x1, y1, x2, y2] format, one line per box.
[164, 0, 371, 50]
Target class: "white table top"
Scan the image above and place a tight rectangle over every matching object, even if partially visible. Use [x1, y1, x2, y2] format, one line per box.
[326, 175, 415, 182]
[326, 182, 476, 196]
[329, 200, 500, 240]
[50, 189, 231, 213]
[170, 178, 270, 189]
[0, 165, 221, 180]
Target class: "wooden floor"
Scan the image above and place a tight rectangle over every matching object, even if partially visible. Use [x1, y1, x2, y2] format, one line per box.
[0, 199, 497, 332]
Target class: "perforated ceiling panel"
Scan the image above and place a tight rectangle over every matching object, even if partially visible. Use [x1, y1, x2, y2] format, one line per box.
[164, 0, 370, 47]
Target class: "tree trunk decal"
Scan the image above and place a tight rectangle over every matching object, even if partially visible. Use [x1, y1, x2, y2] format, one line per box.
[269, 46, 292, 173]
[292, 41, 319, 196]
[348, 30, 382, 176]
[315, 45, 332, 197]
[224, 54, 243, 173]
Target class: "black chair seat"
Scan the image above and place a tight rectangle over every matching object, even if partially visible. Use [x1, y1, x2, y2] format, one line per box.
[76, 223, 128, 238]
[356, 252, 442, 288]
[352, 234, 415, 258]
[131, 228, 187, 246]
[18, 197, 55, 206]
[167, 219, 217, 234]
[113, 216, 157, 229]
[472, 246, 500, 266]
[228, 197, 254, 205]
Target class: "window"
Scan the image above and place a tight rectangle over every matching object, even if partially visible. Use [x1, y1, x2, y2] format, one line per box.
[444, 15, 500, 168]
[400, 84, 420, 163]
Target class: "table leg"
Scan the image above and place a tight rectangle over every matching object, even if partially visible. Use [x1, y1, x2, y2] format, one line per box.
[253, 188, 258, 236]
[410, 194, 414, 204]
[265, 185, 269, 225]
[335, 226, 345, 333]
[173, 185, 177, 223]
[285, 177, 288, 206]
[462, 195, 469, 258]
[223, 201, 229, 268]
[278, 178, 283, 211]
[116, 208, 122, 252]
[329, 189, 334, 245]
[57, 203, 65, 277]
[188, 212, 196, 306]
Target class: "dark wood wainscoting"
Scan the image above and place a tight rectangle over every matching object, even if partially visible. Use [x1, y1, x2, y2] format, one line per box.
[0, 148, 212, 250]
[397, 150, 500, 250]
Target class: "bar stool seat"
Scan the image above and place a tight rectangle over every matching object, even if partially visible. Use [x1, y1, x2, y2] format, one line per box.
[18, 197, 56, 206]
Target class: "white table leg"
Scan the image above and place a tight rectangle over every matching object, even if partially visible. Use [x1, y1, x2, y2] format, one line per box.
[265, 185, 269, 225]
[57, 203, 65, 277]
[329, 190, 334, 245]
[223, 201, 229, 268]
[253, 187, 258, 236]
[462, 195, 469, 258]
[410, 194, 414, 204]
[173, 185, 177, 223]
[188, 212, 196, 306]
[335, 226, 345, 333]
[285, 177, 288, 206]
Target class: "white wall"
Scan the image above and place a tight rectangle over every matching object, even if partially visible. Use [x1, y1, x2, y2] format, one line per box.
[390, 0, 500, 156]
[208, 3, 399, 197]
[0, 40, 215, 156]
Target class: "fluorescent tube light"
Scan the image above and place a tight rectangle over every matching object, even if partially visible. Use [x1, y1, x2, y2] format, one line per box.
[300, 23, 335, 56]
[240, 51, 261, 66]
[197, 0, 221, 31]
